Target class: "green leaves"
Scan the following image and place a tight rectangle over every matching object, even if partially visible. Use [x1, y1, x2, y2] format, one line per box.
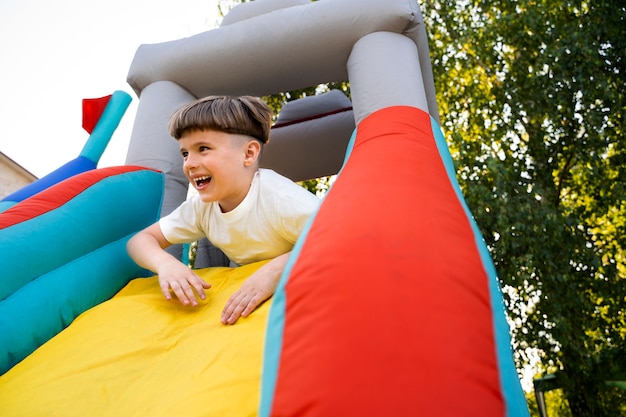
[422, 0, 625, 413]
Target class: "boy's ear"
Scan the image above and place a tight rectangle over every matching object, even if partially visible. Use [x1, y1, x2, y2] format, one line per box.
[243, 140, 261, 166]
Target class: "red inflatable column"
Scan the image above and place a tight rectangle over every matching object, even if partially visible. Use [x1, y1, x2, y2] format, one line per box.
[271, 106, 504, 416]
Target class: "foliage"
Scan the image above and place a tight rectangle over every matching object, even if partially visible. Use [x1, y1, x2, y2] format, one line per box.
[299, 175, 335, 197]
[422, 0, 625, 414]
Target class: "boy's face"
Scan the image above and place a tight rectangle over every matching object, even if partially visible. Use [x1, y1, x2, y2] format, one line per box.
[179, 129, 260, 212]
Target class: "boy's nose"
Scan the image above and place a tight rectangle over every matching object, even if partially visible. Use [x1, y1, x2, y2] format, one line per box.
[183, 155, 198, 170]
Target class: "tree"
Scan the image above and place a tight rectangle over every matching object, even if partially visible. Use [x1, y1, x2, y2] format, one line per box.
[421, 0, 625, 414]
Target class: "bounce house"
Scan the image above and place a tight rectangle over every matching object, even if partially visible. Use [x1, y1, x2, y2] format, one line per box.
[0, 0, 530, 416]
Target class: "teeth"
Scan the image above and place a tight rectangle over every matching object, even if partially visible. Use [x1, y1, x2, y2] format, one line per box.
[194, 176, 211, 186]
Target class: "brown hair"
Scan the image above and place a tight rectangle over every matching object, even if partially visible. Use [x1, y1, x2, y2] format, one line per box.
[168, 95, 272, 143]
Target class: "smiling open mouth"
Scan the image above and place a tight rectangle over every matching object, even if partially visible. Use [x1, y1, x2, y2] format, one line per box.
[194, 175, 212, 189]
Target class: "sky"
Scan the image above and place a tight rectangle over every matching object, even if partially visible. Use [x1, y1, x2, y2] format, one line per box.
[0, 0, 224, 178]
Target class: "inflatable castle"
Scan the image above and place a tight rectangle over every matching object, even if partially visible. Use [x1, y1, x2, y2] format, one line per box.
[0, 1, 530, 415]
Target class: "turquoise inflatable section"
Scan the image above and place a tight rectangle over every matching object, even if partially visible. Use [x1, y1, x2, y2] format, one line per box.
[0, 167, 163, 300]
[0, 166, 165, 375]
[1, 237, 142, 373]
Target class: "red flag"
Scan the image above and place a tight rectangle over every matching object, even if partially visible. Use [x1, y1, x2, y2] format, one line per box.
[82, 95, 112, 134]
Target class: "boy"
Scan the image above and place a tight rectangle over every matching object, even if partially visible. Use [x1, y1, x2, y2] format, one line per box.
[127, 96, 319, 325]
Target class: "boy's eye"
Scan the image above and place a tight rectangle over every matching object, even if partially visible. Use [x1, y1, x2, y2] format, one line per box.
[181, 151, 188, 159]
[199, 146, 210, 152]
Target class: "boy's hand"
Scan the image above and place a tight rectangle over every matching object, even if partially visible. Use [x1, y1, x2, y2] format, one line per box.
[158, 260, 211, 307]
[221, 253, 289, 325]
[221, 270, 277, 325]
[127, 223, 210, 307]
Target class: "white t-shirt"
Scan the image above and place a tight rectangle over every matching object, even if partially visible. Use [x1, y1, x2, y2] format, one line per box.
[160, 169, 320, 266]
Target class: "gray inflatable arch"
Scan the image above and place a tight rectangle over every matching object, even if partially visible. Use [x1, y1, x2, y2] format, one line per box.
[124, 0, 438, 266]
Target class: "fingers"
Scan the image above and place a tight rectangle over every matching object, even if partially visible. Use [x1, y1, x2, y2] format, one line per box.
[221, 267, 281, 325]
[160, 273, 210, 307]
[188, 275, 211, 302]
[221, 293, 261, 325]
[159, 281, 173, 301]
[173, 281, 200, 306]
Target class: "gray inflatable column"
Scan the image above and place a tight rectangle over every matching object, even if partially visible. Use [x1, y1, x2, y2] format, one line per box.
[126, 80, 194, 218]
[124, 81, 195, 264]
[347, 31, 429, 124]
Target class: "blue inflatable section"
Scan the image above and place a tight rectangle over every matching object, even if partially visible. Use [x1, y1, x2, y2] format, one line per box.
[0, 156, 95, 208]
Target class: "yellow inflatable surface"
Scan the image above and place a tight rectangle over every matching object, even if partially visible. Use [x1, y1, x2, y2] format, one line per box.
[0, 262, 268, 417]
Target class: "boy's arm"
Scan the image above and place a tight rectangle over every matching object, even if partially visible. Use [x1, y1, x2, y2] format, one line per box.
[221, 252, 290, 325]
[127, 223, 210, 306]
